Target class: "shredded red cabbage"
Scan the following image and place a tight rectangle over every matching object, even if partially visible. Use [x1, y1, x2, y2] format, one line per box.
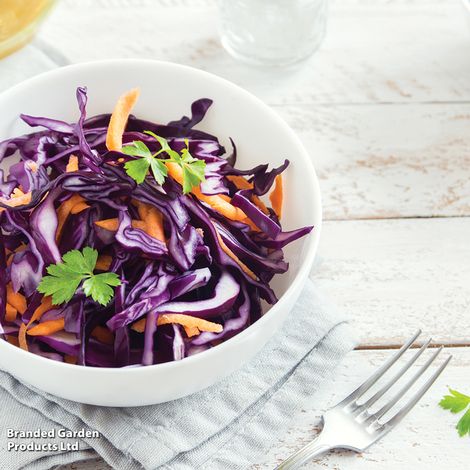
[0, 87, 313, 367]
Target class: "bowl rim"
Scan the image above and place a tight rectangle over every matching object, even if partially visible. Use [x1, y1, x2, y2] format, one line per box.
[0, 58, 322, 375]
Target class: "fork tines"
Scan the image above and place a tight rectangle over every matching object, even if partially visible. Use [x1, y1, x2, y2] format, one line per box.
[341, 330, 452, 431]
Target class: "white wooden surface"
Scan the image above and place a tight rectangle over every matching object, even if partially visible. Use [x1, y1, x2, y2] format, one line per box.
[1, 0, 469, 468]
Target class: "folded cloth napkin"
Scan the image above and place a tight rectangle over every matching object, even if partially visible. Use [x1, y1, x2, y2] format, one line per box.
[0, 279, 356, 470]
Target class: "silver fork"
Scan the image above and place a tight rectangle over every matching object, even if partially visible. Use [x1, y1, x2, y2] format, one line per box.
[276, 330, 451, 470]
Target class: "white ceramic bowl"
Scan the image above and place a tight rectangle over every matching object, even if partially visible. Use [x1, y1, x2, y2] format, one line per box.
[0, 60, 321, 406]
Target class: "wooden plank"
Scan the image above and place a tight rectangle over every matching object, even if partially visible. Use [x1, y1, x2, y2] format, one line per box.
[276, 103, 470, 220]
[20, 0, 468, 106]
[63, 348, 470, 470]
[312, 217, 470, 347]
[254, 347, 470, 469]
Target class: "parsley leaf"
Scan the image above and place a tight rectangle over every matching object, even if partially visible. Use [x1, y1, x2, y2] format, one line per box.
[439, 388, 470, 437]
[122, 133, 206, 193]
[457, 409, 470, 437]
[82, 273, 121, 306]
[144, 130, 180, 160]
[179, 139, 206, 194]
[37, 247, 121, 306]
[149, 158, 168, 185]
[121, 140, 152, 158]
[124, 157, 152, 184]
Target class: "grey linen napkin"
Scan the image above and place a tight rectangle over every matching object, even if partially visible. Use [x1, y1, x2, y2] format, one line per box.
[0, 279, 356, 470]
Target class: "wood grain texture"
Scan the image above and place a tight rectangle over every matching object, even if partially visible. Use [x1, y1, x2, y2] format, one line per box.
[253, 347, 470, 470]
[61, 348, 470, 470]
[313, 217, 470, 347]
[276, 103, 470, 219]
[19, 0, 469, 106]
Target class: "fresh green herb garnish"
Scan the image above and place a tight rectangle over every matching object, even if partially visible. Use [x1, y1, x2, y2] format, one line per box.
[37, 247, 121, 306]
[121, 132, 206, 194]
[439, 388, 470, 437]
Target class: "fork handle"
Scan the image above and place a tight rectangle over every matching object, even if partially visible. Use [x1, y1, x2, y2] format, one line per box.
[275, 431, 333, 470]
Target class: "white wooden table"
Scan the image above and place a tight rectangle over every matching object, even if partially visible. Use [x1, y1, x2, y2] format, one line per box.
[1, 0, 469, 468]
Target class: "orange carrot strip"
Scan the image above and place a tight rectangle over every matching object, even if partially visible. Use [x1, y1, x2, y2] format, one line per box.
[94, 218, 147, 231]
[5, 335, 19, 347]
[27, 161, 38, 173]
[131, 314, 223, 335]
[165, 162, 247, 221]
[56, 194, 86, 241]
[226, 175, 268, 215]
[64, 355, 77, 364]
[269, 174, 283, 219]
[18, 324, 28, 351]
[132, 200, 165, 241]
[106, 88, 140, 151]
[94, 218, 120, 231]
[12, 188, 26, 197]
[132, 199, 150, 220]
[27, 318, 65, 336]
[91, 326, 114, 345]
[66, 155, 79, 172]
[184, 326, 200, 337]
[253, 196, 269, 215]
[215, 231, 257, 280]
[0, 190, 32, 213]
[29, 296, 53, 324]
[70, 201, 90, 214]
[6, 285, 27, 314]
[5, 303, 17, 322]
[146, 207, 165, 242]
[95, 255, 113, 271]
[226, 175, 253, 190]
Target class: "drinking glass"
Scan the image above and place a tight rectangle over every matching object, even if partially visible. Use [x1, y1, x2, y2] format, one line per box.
[0, 0, 56, 59]
[217, 0, 328, 66]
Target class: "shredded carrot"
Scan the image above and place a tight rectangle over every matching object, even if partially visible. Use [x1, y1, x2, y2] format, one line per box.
[65, 155, 79, 172]
[91, 326, 114, 345]
[12, 188, 25, 197]
[131, 314, 223, 335]
[6, 284, 27, 314]
[5, 335, 19, 347]
[131, 200, 166, 242]
[20, 296, 55, 350]
[184, 326, 200, 337]
[29, 296, 53, 324]
[269, 174, 283, 219]
[132, 199, 150, 220]
[253, 196, 269, 215]
[5, 303, 17, 322]
[106, 88, 140, 151]
[95, 255, 113, 271]
[227, 175, 253, 190]
[215, 231, 257, 280]
[27, 318, 65, 336]
[0, 190, 32, 213]
[94, 218, 147, 231]
[64, 355, 77, 364]
[165, 161, 247, 221]
[27, 161, 38, 173]
[242, 217, 261, 233]
[225, 175, 268, 215]
[70, 201, 90, 214]
[146, 207, 165, 242]
[56, 194, 87, 241]
[18, 323, 28, 351]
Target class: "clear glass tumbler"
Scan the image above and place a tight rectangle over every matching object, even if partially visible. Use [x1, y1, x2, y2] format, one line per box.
[0, 0, 56, 59]
[217, 0, 328, 66]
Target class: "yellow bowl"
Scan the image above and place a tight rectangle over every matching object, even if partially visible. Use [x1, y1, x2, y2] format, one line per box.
[0, 0, 56, 59]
